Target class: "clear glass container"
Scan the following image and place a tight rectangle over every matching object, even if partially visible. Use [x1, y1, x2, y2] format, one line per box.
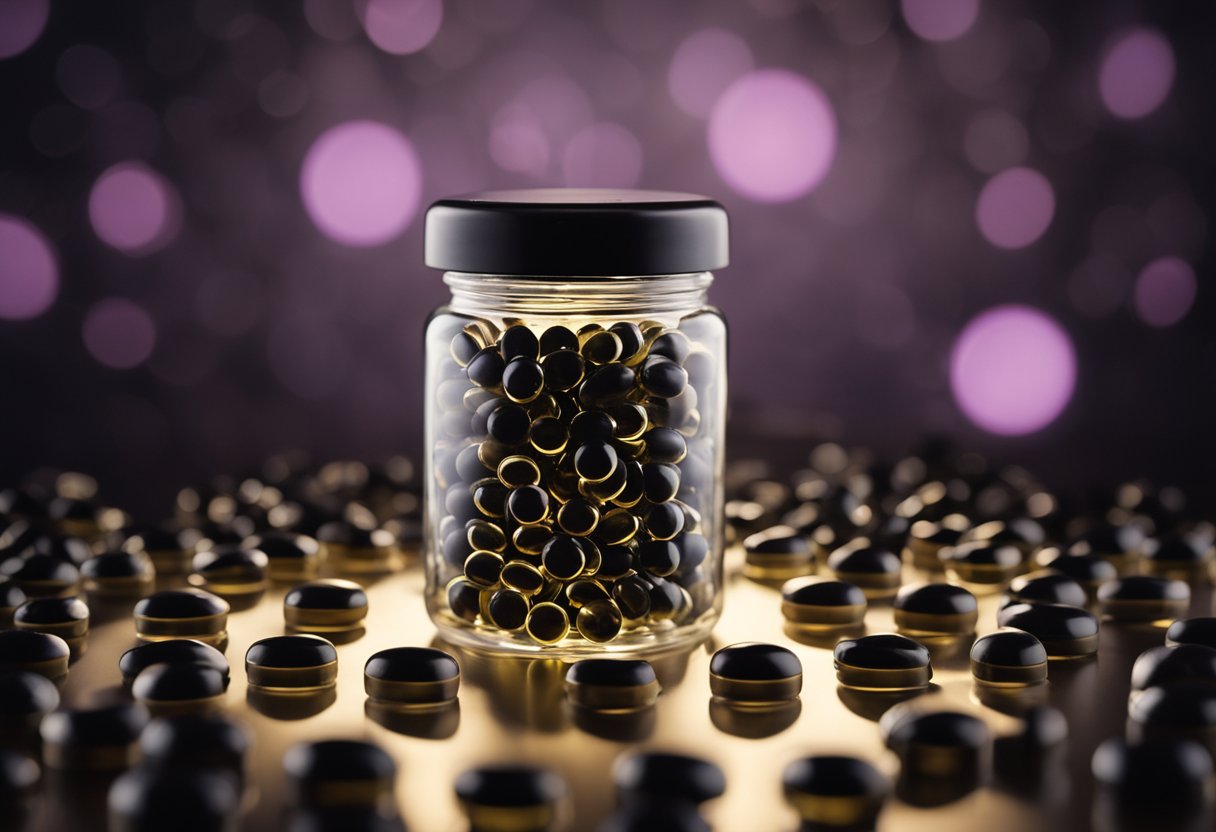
[421, 190, 729, 656]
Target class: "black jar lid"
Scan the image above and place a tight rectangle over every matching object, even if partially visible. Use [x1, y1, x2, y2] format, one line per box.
[425, 189, 729, 277]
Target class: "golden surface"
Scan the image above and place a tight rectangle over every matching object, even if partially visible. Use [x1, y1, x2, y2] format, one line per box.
[25, 545, 1214, 831]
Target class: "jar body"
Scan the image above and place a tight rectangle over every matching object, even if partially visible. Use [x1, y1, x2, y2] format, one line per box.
[423, 273, 726, 656]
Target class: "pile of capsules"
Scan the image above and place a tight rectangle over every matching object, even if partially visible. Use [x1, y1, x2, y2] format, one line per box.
[432, 318, 718, 646]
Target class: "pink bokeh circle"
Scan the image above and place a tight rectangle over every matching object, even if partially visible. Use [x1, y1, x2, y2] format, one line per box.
[1133, 256, 1196, 327]
[0, 214, 58, 320]
[1099, 28, 1174, 120]
[975, 167, 1054, 249]
[88, 162, 182, 255]
[82, 298, 157, 369]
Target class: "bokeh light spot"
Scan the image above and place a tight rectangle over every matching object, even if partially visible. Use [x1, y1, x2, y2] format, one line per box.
[82, 298, 157, 369]
[950, 305, 1076, 436]
[1133, 256, 1196, 328]
[1099, 28, 1174, 119]
[0, 215, 58, 320]
[0, 0, 49, 59]
[901, 0, 979, 43]
[708, 69, 837, 203]
[963, 109, 1028, 173]
[975, 167, 1054, 249]
[667, 28, 754, 119]
[88, 162, 182, 255]
[300, 120, 422, 247]
[56, 45, 122, 110]
[359, 0, 443, 56]
[562, 123, 642, 187]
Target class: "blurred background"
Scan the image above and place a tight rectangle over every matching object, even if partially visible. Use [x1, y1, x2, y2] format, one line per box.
[0, 0, 1212, 517]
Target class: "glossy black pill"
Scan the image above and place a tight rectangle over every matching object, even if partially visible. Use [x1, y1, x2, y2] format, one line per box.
[644, 427, 686, 464]
[609, 322, 645, 363]
[464, 551, 505, 588]
[503, 357, 545, 404]
[565, 659, 659, 711]
[941, 541, 1022, 590]
[486, 589, 529, 631]
[557, 499, 599, 537]
[119, 639, 230, 688]
[582, 330, 623, 365]
[643, 502, 685, 541]
[1007, 572, 1088, 609]
[894, 583, 978, 635]
[132, 663, 227, 716]
[134, 590, 229, 646]
[638, 539, 679, 577]
[525, 602, 569, 644]
[782, 755, 889, 828]
[647, 577, 688, 622]
[191, 547, 269, 596]
[641, 464, 680, 504]
[639, 355, 688, 399]
[568, 410, 616, 444]
[997, 603, 1099, 659]
[1040, 552, 1118, 589]
[576, 599, 623, 643]
[1167, 617, 1216, 649]
[467, 347, 506, 389]
[0, 668, 59, 729]
[598, 800, 709, 832]
[828, 544, 902, 597]
[710, 642, 802, 704]
[539, 325, 578, 356]
[541, 536, 585, 581]
[364, 646, 460, 706]
[14, 596, 89, 643]
[970, 629, 1049, 686]
[80, 551, 155, 596]
[499, 324, 539, 362]
[455, 764, 566, 831]
[539, 350, 586, 396]
[579, 365, 636, 406]
[612, 575, 652, 621]
[528, 416, 568, 455]
[0, 630, 70, 680]
[284, 579, 368, 633]
[447, 578, 482, 622]
[2, 554, 79, 597]
[139, 714, 250, 775]
[450, 330, 482, 367]
[1130, 644, 1216, 692]
[486, 404, 531, 446]
[574, 442, 618, 482]
[284, 739, 396, 808]
[744, 526, 814, 581]
[834, 634, 932, 691]
[1092, 737, 1213, 817]
[648, 330, 691, 364]
[40, 701, 149, 771]
[613, 751, 725, 806]
[882, 709, 989, 802]
[456, 443, 493, 482]
[500, 561, 545, 596]
[472, 480, 510, 519]
[108, 768, 241, 832]
[1097, 575, 1190, 623]
[507, 485, 549, 525]
[781, 578, 867, 628]
[246, 635, 338, 691]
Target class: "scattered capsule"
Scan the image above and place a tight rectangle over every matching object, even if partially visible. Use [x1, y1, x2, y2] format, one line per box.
[941, 541, 1023, 593]
[245, 533, 321, 582]
[970, 629, 1049, 687]
[284, 739, 397, 809]
[40, 702, 148, 771]
[613, 751, 724, 806]
[1091, 737, 1214, 827]
[997, 603, 1099, 660]
[893, 583, 978, 636]
[1097, 575, 1190, 623]
[0, 630, 70, 681]
[1143, 534, 1213, 582]
[364, 646, 460, 708]
[834, 634, 932, 691]
[108, 767, 241, 832]
[119, 639, 230, 688]
[781, 578, 866, 629]
[13, 596, 89, 657]
[245, 635, 338, 692]
[284, 580, 369, 634]
[455, 764, 566, 832]
[1037, 552, 1117, 598]
[1167, 617, 1216, 649]
[709, 642, 802, 704]
[1128, 683, 1216, 757]
[1130, 644, 1216, 693]
[827, 542, 902, 599]
[1006, 572, 1088, 609]
[0, 670, 59, 731]
[2, 554, 79, 598]
[190, 547, 269, 598]
[132, 662, 227, 717]
[743, 526, 813, 581]
[881, 707, 990, 807]
[134, 590, 229, 647]
[782, 755, 889, 830]
[80, 551, 155, 598]
[139, 714, 249, 777]
[564, 659, 659, 711]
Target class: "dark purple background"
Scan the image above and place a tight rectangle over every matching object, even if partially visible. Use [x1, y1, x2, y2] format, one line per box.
[0, 0, 1213, 517]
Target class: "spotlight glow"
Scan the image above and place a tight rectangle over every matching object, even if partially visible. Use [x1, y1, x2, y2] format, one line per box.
[668, 28, 754, 119]
[88, 162, 182, 255]
[975, 167, 1054, 249]
[360, 0, 443, 55]
[900, 0, 979, 43]
[0, 0, 49, 59]
[1099, 28, 1174, 119]
[300, 120, 422, 247]
[562, 123, 642, 188]
[1133, 256, 1196, 327]
[82, 298, 157, 369]
[950, 305, 1076, 436]
[0, 215, 58, 320]
[708, 69, 837, 203]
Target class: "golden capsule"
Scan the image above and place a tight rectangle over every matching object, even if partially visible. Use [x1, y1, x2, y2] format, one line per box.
[525, 602, 570, 645]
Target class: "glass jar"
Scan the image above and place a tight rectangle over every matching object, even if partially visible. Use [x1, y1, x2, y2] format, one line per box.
[422, 189, 728, 656]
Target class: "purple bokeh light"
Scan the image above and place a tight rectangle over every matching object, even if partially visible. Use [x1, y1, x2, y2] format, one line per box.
[950, 305, 1076, 436]
[1099, 28, 1174, 120]
[1133, 256, 1196, 327]
[562, 122, 642, 187]
[0, 0, 49, 60]
[358, 0, 444, 56]
[56, 45, 122, 110]
[975, 167, 1055, 249]
[708, 69, 837, 203]
[667, 28, 754, 119]
[900, 0, 979, 43]
[0, 215, 58, 320]
[82, 298, 157, 370]
[88, 162, 182, 255]
[299, 120, 422, 247]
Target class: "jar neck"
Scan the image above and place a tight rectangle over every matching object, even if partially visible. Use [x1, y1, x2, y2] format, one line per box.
[444, 272, 713, 319]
